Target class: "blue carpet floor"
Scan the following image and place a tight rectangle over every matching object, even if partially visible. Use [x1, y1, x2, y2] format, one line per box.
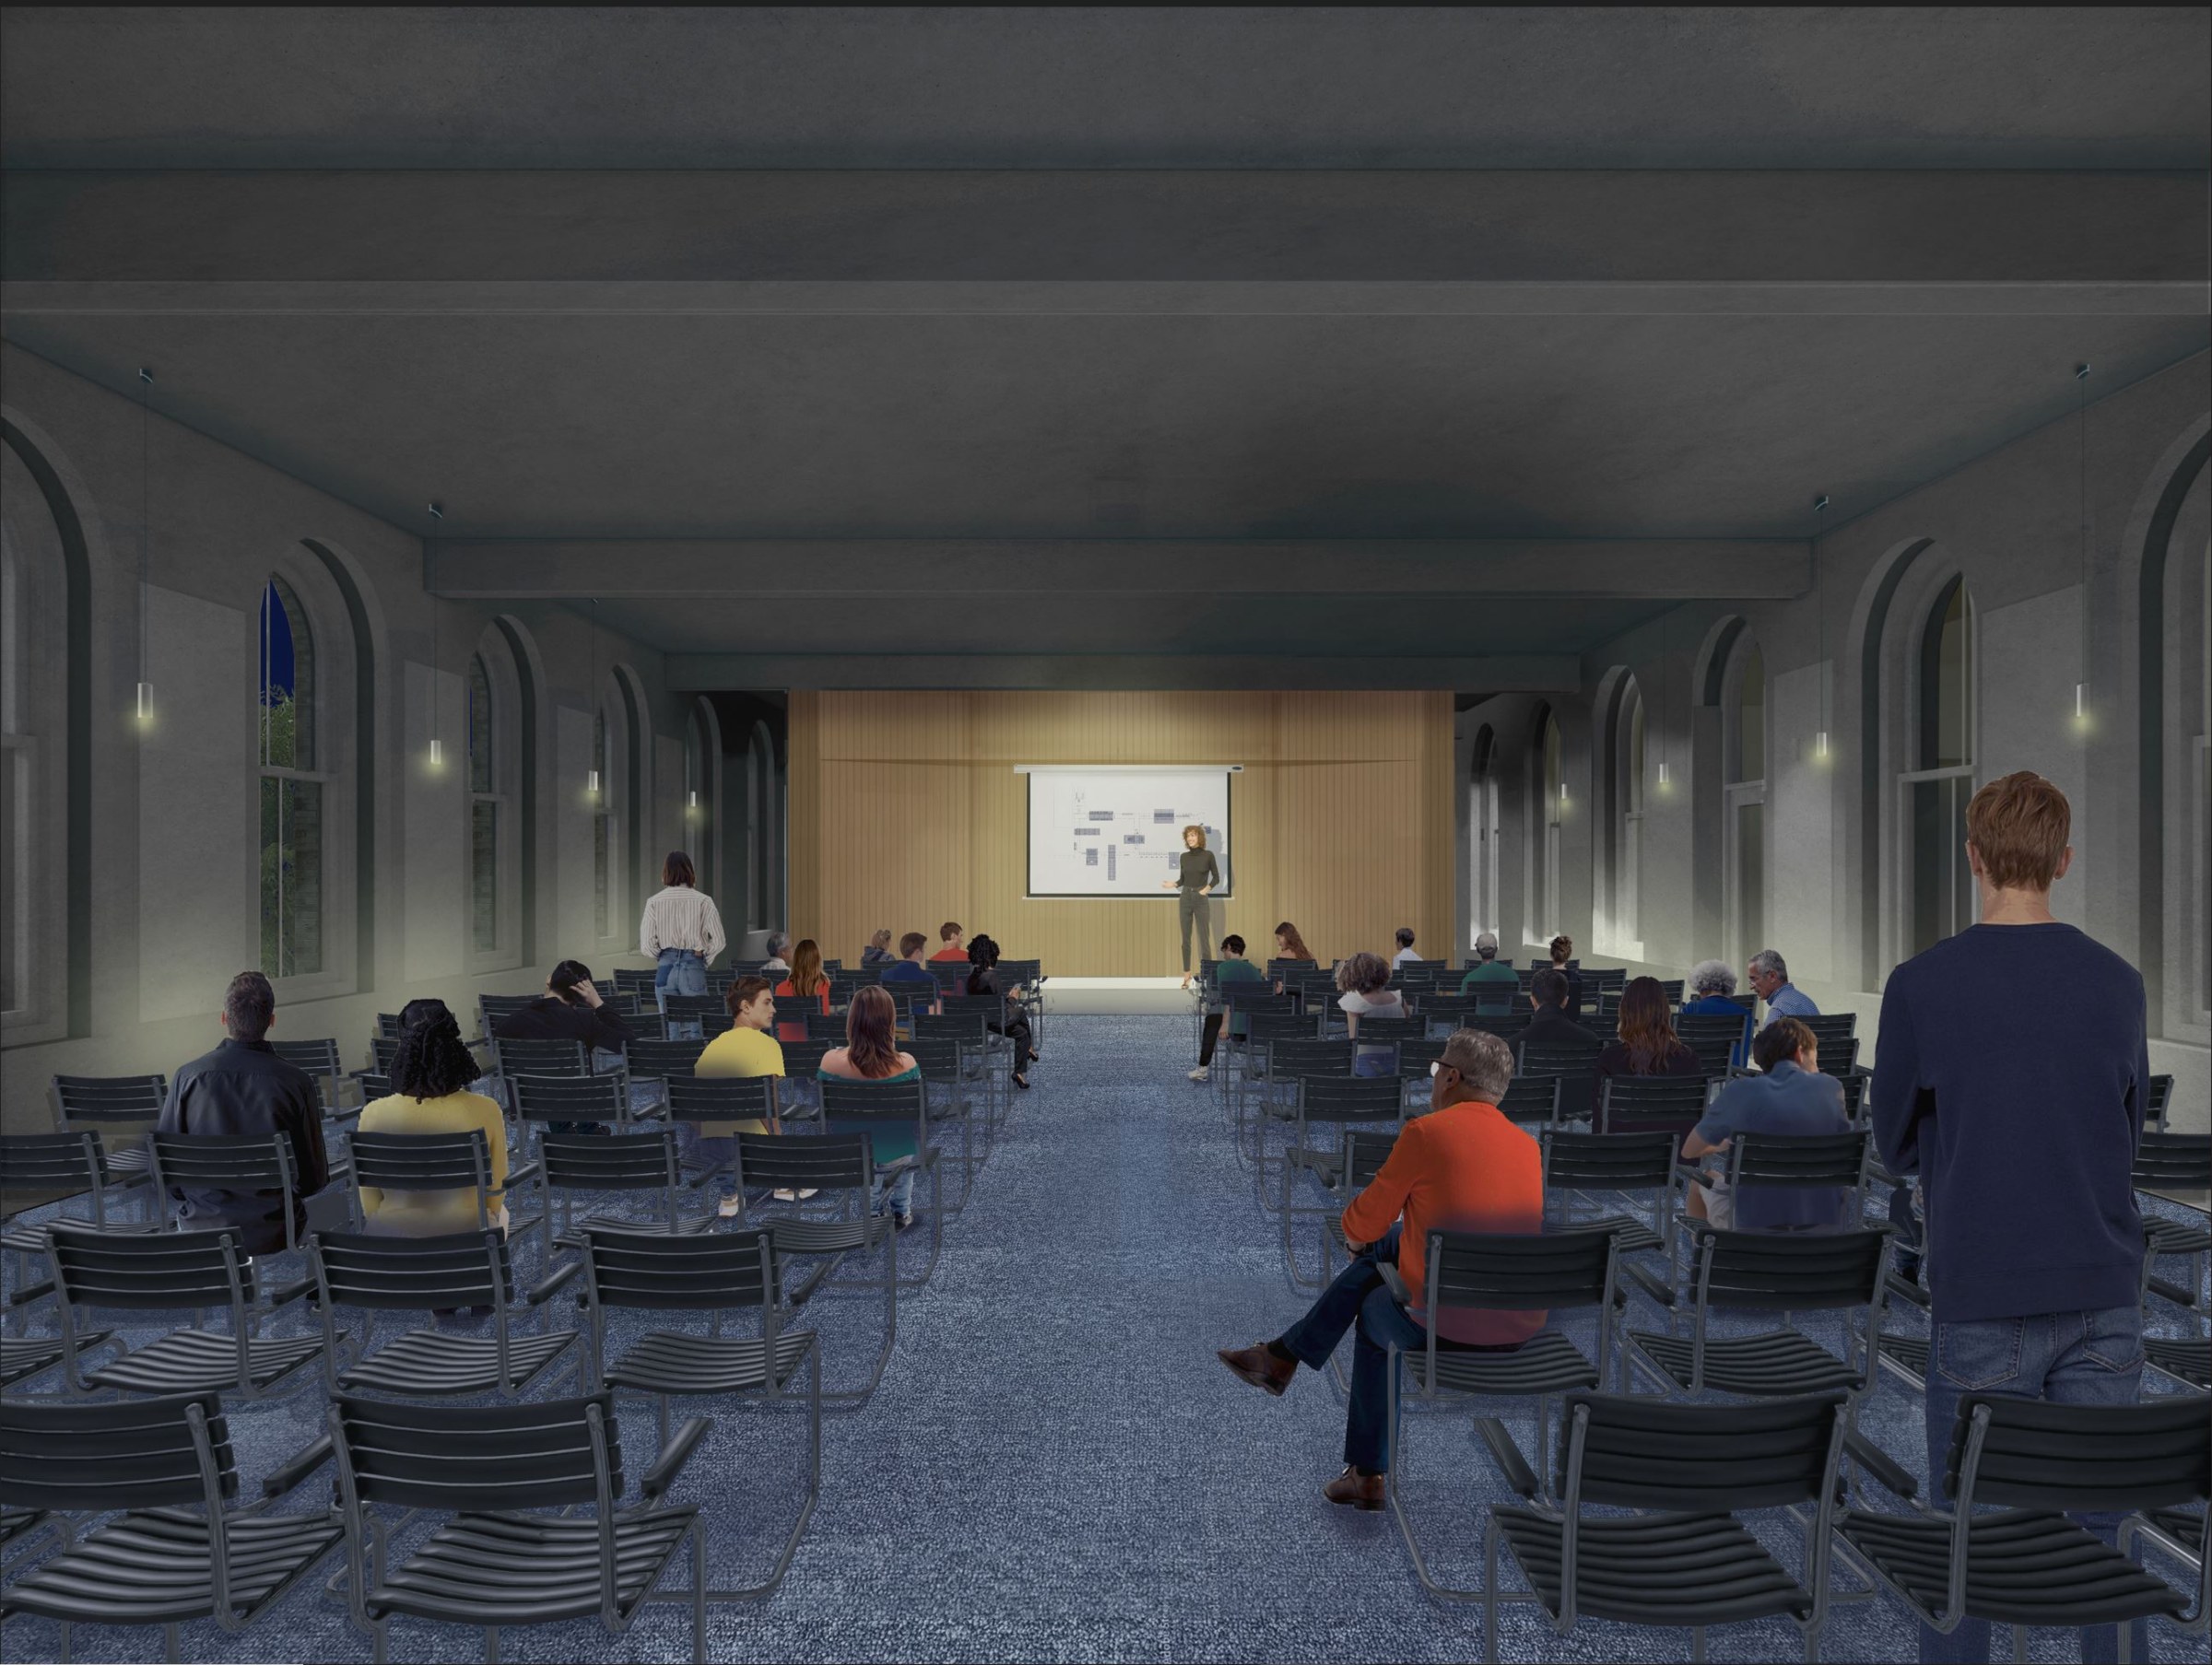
[4, 1014, 2204, 1662]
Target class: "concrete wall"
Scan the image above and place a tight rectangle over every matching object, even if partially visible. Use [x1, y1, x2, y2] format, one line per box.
[0, 344, 778, 1131]
[1465, 350, 2211, 1131]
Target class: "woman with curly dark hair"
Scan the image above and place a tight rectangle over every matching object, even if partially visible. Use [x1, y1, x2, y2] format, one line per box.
[356, 998, 509, 1235]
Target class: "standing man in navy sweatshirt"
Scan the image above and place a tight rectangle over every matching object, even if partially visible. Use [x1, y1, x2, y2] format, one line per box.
[1872, 771, 2151, 1665]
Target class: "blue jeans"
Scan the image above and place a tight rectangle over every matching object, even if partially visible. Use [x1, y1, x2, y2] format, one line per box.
[655, 948, 706, 1005]
[675, 1121, 735, 1199]
[1278, 1224, 1428, 1472]
[1919, 1306, 2147, 1664]
[871, 1167, 915, 1219]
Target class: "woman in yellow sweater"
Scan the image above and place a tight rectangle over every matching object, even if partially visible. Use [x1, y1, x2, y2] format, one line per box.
[356, 998, 509, 1234]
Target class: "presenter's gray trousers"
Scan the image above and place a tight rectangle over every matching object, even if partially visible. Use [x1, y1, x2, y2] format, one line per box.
[1177, 888, 1212, 972]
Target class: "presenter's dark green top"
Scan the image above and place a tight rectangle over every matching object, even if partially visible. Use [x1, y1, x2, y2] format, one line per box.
[1177, 848, 1220, 891]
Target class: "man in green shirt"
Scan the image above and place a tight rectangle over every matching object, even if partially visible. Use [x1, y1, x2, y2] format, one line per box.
[1458, 931, 1519, 1014]
[1191, 934, 1264, 1083]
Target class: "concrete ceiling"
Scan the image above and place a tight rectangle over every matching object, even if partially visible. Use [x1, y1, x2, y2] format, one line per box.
[2, 7, 2207, 683]
[5, 6, 2207, 170]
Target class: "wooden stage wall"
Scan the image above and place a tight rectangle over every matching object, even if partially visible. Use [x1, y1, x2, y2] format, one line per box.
[786, 690, 1455, 978]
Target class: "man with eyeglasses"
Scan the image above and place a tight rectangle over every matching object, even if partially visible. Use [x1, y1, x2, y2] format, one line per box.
[1215, 1028, 1544, 1510]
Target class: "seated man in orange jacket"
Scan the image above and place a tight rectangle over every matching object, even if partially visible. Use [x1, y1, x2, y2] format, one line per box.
[1217, 1027, 1543, 1508]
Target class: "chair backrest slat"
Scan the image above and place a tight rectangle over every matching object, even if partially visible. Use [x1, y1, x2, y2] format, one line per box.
[0, 1390, 235, 1513]
[2132, 1131, 2210, 1191]
[312, 1228, 508, 1310]
[510, 1073, 629, 1123]
[542, 1130, 679, 1190]
[347, 1129, 491, 1193]
[1430, 1226, 1617, 1311]
[1543, 1131, 1677, 1191]
[665, 1074, 776, 1123]
[1295, 1076, 1407, 1123]
[624, 1038, 708, 1081]
[49, 1073, 168, 1128]
[0, 1131, 107, 1191]
[1695, 1225, 1888, 1311]
[582, 1225, 777, 1310]
[334, 1391, 618, 1511]
[733, 1131, 872, 1190]
[492, 1038, 591, 1079]
[1559, 1389, 1842, 1512]
[1948, 1395, 2210, 1513]
[48, 1223, 253, 1308]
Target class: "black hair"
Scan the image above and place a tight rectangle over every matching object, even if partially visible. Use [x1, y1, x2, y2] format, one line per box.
[390, 998, 483, 1101]
[1530, 967, 1571, 1008]
[966, 932, 1000, 994]
[1221, 934, 1246, 956]
[1394, 927, 1416, 949]
[548, 958, 594, 1005]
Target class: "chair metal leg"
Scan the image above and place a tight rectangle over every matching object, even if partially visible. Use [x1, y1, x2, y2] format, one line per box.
[483, 1624, 499, 1663]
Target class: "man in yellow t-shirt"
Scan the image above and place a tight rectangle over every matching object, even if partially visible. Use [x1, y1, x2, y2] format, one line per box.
[694, 975, 785, 1216]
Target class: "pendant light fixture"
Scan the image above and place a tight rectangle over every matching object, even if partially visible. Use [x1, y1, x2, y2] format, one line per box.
[135, 368, 154, 724]
[587, 600, 602, 800]
[426, 503, 445, 768]
[1813, 494, 1831, 760]
[2074, 362, 2091, 733]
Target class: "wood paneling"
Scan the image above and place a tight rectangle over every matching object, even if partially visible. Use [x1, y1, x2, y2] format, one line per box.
[787, 690, 1454, 976]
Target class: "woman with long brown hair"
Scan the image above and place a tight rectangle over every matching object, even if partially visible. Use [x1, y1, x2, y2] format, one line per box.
[818, 984, 924, 1227]
[773, 938, 831, 1041]
[1595, 975, 1700, 1082]
[1273, 921, 1314, 963]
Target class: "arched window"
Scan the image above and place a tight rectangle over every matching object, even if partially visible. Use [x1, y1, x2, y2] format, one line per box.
[1904, 577, 1976, 956]
[1611, 679, 1645, 953]
[2158, 457, 2209, 1037]
[1, 445, 69, 1039]
[259, 577, 326, 978]
[1723, 639, 1768, 962]
[592, 700, 614, 942]
[1526, 706, 1562, 944]
[1469, 725, 1500, 946]
[465, 627, 527, 969]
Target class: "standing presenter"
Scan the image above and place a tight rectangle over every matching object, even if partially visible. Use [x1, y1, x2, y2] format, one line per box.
[1161, 824, 1219, 988]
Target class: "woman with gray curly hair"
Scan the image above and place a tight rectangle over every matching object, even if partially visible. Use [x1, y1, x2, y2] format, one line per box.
[1682, 958, 1743, 1015]
[1335, 950, 1406, 1075]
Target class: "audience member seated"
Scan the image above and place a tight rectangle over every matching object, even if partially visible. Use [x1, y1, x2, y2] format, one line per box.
[879, 931, 938, 1010]
[155, 970, 331, 1253]
[1681, 958, 1744, 1014]
[859, 927, 896, 969]
[1595, 976, 1702, 1082]
[1747, 947, 1818, 1019]
[1272, 920, 1317, 998]
[1522, 967, 1600, 1052]
[759, 932, 794, 977]
[695, 975, 785, 1217]
[1680, 1017, 1851, 1230]
[819, 985, 924, 1229]
[1390, 926, 1421, 969]
[1334, 951, 1408, 1075]
[1458, 930, 1518, 1007]
[1871, 772, 2153, 1665]
[493, 957, 636, 1054]
[1547, 933, 1584, 1014]
[638, 849, 725, 1012]
[931, 921, 969, 963]
[1191, 932, 1262, 1083]
[1215, 1030, 1542, 1509]
[356, 998, 508, 1235]
[774, 938, 832, 1041]
[966, 932, 1037, 1089]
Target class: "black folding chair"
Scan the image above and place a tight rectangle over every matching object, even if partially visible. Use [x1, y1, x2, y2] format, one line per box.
[47, 1073, 166, 1192]
[1595, 1073, 1712, 1140]
[624, 1037, 709, 1100]
[1277, 1077, 1405, 1277]
[43, 1225, 324, 1400]
[571, 1226, 818, 1599]
[2134, 1133, 2210, 1311]
[511, 1069, 639, 1143]
[475, 994, 540, 1038]
[614, 967, 659, 1003]
[662, 993, 723, 1040]
[1384, 1227, 1623, 1599]
[146, 1131, 306, 1253]
[1481, 1389, 1848, 1662]
[0, 1390, 343, 1661]
[665, 1074, 783, 1199]
[347, 1126, 524, 1238]
[325, 1389, 711, 1664]
[2, 1129, 152, 1294]
[904, 1035, 979, 1212]
[538, 1129, 703, 1263]
[2146, 1073, 2175, 1133]
[1717, 1129, 1875, 1234]
[1541, 1131, 1678, 1258]
[736, 1132, 898, 1401]
[308, 1227, 579, 1399]
[1838, 1395, 2209, 1659]
[818, 1077, 942, 1285]
[1233, 1012, 1326, 1150]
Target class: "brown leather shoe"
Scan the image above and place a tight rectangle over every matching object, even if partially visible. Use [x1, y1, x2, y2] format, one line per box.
[1323, 1466, 1386, 1510]
[1217, 1342, 1297, 1397]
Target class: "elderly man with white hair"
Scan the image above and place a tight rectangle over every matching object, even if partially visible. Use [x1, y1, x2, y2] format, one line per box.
[1680, 958, 1744, 1016]
[1747, 948, 1818, 1019]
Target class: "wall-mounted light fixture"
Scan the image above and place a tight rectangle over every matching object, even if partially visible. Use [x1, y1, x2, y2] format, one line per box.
[135, 369, 155, 726]
[587, 600, 602, 798]
[2073, 363, 2093, 735]
[1813, 494, 1831, 762]
[426, 503, 446, 768]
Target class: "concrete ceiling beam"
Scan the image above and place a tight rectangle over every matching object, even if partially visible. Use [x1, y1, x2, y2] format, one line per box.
[662, 652, 1583, 693]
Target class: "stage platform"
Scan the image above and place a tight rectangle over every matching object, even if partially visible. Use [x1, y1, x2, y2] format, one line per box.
[1040, 976, 1200, 1015]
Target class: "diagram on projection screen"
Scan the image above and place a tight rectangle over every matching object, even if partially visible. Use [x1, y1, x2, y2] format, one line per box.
[1025, 767, 1234, 898]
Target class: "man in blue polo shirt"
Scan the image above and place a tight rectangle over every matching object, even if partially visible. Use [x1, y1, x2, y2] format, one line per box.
[1747, 948, 1818, 1020]
[1872, 771, 2151, 1665]
[1681, 1017, 1850, 1229]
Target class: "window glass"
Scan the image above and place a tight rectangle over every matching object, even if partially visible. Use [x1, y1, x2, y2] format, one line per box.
[258, 577, 322, 977]
[260, 578, 314, 771]
[467, 653, 494, 794]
